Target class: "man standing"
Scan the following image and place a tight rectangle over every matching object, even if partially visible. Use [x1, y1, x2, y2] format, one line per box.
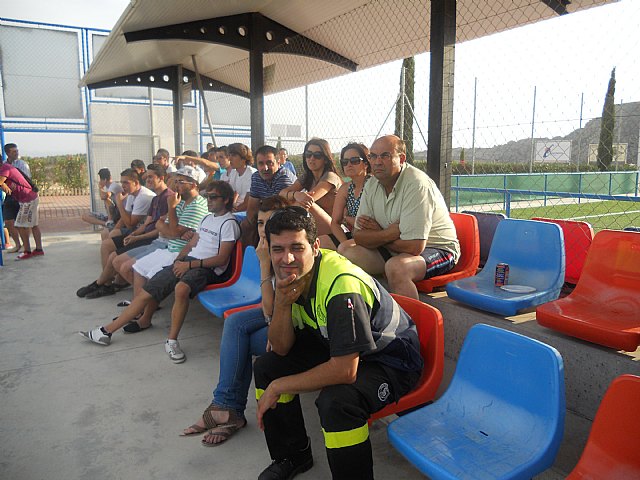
[241, 145, 296, 247]
[339, 135, 459, 300]
[0, 161, 43, 260]
[254, 208, 423, 480]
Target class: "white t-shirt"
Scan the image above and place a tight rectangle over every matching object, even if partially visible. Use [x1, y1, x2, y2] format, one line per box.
[107, 181, 124, 196]
[228, 166, 257, 206]
[189, 211, 240, 275]
[192, 165, 208, 184]
[124, 185, 156, 218]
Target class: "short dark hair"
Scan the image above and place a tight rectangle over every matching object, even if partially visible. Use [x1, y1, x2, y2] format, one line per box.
[254, 145, 278, 158]
[120, 168, 140, 183]
[206, 180, 234, 211]
[278, 148, 288, 155]
[215, 146, 228, 156]
[181, 150, 199, 158]
[146, 163, 166, 179]
[97, 168, 111, 181]
[156, 148, 170, 159]
[265, 206, 317, 247]
[131, 159, 146, 171]
[3, 143, 17, 154]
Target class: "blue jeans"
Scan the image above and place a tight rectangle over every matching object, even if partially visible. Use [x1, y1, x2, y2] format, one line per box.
[212, 307, 268, 415]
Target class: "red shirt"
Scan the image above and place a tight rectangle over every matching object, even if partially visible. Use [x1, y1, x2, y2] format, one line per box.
[0, 163, 37, 203]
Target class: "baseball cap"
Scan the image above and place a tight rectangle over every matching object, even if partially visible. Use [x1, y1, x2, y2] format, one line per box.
[174, 165, 200, 183]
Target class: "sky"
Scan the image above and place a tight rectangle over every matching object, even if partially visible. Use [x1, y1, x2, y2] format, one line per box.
[1, 0, 639, 157]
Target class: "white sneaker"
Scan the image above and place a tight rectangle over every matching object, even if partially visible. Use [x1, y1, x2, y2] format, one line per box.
[165, 340, 185, 363]
[78, 327, 111, 346]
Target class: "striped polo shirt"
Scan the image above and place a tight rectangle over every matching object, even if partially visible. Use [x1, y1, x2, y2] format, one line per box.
[167, 194, 209, 252]
[249, 167, 296, 199]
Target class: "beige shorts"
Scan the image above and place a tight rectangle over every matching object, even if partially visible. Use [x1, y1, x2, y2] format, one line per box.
[15, 197, 39, 228]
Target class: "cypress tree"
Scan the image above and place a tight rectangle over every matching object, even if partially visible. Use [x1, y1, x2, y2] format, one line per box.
[597, 67, 616, 171]
[394, 57, 415, 164]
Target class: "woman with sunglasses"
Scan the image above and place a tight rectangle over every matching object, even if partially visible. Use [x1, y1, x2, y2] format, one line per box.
[279, 138, 342, 236]
[181, 195, 290, 446]
[319, 142, 371, 250]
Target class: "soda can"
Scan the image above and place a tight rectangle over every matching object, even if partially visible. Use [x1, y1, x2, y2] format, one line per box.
[495, 263, 509, 287]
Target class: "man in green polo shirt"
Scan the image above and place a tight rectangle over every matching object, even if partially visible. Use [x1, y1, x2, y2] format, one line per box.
[339, 135, 460, 300]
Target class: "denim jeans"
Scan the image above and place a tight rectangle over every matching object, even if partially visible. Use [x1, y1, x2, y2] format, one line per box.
[212, 307, 268, 415]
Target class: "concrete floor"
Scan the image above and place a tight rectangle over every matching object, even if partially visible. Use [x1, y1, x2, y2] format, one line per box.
[0, 232, 424, 480]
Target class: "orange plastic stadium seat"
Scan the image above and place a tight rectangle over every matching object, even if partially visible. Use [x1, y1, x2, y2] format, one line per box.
[369, 294, 444, 423]
[223, 303, 262, 319]
[416, 212, 480, 293]
[536, 230, 640, 351]
[567, 374, 640, 480]
[532, 218, 594, 284]
[202, 241, 243, 292]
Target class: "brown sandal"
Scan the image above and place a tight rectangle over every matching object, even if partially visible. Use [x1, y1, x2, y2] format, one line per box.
[201, 409, 247, 447]
[180, 404, 229, 437]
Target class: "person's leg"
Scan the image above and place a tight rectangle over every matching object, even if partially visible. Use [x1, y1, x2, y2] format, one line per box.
[97, 251, 119, 285]
[103, 290, 153, 334]
[337, 240, 386, 275]
[31, 225, 43, 251]
[308, 203, 332, 237]
[6, 220, 21, 249]
[167, 281, 191, 340]
[100, 237, 118, 269]
[384, 254, 426, 299]
[81, 212, 106, 227]
[17, 226, 31, 253]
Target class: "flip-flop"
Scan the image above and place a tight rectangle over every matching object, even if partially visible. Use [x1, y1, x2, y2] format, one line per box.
[113, 313, 143, 321]
[122, 321, 151, 333]
[117, 300, 131, 307]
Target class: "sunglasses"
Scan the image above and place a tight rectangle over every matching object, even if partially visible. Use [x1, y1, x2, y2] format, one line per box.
[205, 194, 225, 200]
[304, 151, 325, 160]
[340, 157, 364, 167]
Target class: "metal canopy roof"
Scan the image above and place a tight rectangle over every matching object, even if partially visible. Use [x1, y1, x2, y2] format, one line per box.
[81, 0, 613, 94]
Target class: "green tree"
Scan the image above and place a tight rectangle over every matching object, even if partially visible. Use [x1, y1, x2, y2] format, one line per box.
[275, 136, 282, 151]
[597, 67, 616, 171]
[394, 57, 415, 164]
[459, 148, 466, 164]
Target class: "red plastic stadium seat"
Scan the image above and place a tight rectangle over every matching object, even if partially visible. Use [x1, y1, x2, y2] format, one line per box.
[532, 218, 594, 284]
[415, 213, 480, 293]
[567, 374, 640, 480]
[202, 241, 242, 292]
[536, 230, 640, 351]
[223, 303, 262, 319]
[369, 294, 444, 423]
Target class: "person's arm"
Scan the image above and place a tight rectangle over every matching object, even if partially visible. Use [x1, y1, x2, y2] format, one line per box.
[155, 192, 188, 238]
[177, 155, 220, 172]
[386, 238, 427, 256]
[280, 180, 314, 207]
[329, 183, 350, 243]
[256, 236, 275, 319]
[0, 176, 11, 195]
[245, 196, 260, 226]
[352, 217, 400, 248]
[114, 192, 138, 228]
[257, 353, 359, 430]
[279, 180, 303, 197]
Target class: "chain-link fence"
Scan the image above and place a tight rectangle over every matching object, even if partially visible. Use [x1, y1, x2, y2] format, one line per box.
[2, 1, 638, 244]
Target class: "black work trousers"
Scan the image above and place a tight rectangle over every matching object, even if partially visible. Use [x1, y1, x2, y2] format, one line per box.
[254, 330, 419, 480]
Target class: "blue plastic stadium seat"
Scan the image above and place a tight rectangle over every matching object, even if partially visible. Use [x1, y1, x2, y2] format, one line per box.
[446, 219, 565, 316]
[197, 246, 262, 317]
[388, 324, 565, 480]
[461, 211, 506, 267]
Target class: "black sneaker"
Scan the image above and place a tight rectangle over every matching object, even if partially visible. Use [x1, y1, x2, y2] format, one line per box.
[85, 284, 117, 299]
[76, 281, 99, 298]
[258, 441, 313, 480]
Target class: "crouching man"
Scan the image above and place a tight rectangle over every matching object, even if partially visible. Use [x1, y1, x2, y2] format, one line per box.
[254, 207, 423, 480]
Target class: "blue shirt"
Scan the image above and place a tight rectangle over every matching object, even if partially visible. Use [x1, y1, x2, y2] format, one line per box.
[283, 161, 297, 178]
[249, 166, 296, 199]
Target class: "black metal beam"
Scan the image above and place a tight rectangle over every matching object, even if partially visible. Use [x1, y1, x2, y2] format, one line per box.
[540, 0, 571, 16]
[87, 66, 249, 98]
[426, 0, 456, 206]
[124, 13, 357, 72]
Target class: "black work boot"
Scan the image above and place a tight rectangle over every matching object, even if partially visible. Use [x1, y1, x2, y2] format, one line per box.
[258, 439, 313, 480]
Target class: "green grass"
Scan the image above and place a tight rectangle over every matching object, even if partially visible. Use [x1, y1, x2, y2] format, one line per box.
[486, 200, 640, 232]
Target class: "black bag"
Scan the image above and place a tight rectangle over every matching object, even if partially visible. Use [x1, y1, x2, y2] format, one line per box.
[17, 168, 38, 193]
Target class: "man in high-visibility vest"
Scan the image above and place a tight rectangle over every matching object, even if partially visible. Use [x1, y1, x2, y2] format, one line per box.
[254, 206, 423, 480]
